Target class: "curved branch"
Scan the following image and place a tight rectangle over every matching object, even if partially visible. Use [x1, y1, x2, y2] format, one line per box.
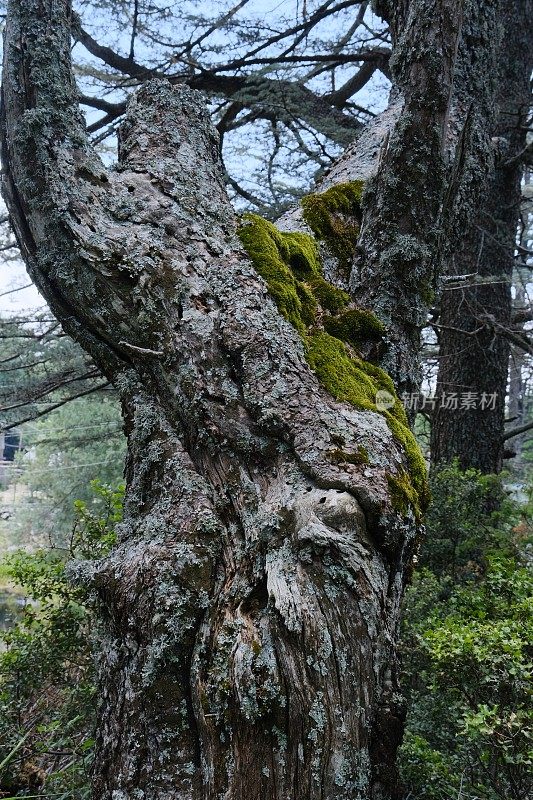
[327, 62, 381, 107]
[72, 14, 155, 80]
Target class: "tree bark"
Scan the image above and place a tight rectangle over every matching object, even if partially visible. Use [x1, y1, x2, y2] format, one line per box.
[0, 1, 499, 798]
[431, 0, 533, 473]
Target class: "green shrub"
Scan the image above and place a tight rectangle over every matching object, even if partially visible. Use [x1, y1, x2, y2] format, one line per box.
[0, 481, 123, 798]
[400, 465, 532, 800]
[399, 732, 461, 800]
[422, 461, 521, 577]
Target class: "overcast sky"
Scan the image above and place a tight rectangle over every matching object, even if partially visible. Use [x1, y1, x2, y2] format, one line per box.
[0, 222, 42, 315]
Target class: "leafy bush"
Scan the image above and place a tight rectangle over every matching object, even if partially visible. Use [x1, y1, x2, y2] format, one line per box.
[9, 395, 125, 550]
[421, 461, 522, 577]
[400, 732, 461, 800]
[400, 464, 532, 800]
[0, 481, 123, 798]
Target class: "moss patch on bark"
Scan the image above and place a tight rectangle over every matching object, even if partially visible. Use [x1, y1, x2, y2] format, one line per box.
[238, 213, 350, 333]
[237, 212, 428, 518]
[323, 308, 386, 350]
[301, 181, 364, 271]
[328, 445, 370, 466]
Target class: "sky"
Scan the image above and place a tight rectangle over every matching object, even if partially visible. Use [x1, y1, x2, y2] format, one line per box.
[0, 229, 42, 315]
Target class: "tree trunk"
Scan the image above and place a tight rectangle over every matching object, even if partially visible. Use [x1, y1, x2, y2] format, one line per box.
[0, 1, 499, 798]
[507, 193, 532, 466]
[431, 0, 533, 473]
[508, 343, 526, 463]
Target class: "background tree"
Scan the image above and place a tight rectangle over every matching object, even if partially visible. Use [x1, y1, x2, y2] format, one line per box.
[0, 313, 108, 433]
[0, 313, 122, 548]
[431, 0, 533, 474]
[7, 395, 124, 548]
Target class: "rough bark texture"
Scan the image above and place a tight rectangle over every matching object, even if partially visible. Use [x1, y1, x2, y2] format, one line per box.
[431, 0, 533, 473]
[0, 1, 498, 799]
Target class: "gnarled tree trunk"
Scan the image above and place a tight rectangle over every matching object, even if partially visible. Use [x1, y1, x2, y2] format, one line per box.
[431, 0, 533, 473]
[0, 1, 499, 798]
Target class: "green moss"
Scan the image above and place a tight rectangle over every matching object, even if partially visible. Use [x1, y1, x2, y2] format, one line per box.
[323, 308, 386, 349]
[328, 446, 370, 466]
[282, 231, 323, 277]
[309, 276, 350, 313]
[237, 214, 322, 333]
[199, 685, 209, 712]
[305, 332, 428, 518]
[385, 414, 430, 516]
[421, 281, 436, 307]
[238, 211, 428, 519]
[301, 181, 364, 269]
[306, 331, 384, 413]
[387, 470, 421, 518]
[293, 282, 317, 326]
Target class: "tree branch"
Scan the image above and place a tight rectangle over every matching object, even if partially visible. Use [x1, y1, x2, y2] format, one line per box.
[502, 419, 533, 442]
[0, 370, 101, 413]
[327, 61, 381, 107]
[0, 381, 111, 433]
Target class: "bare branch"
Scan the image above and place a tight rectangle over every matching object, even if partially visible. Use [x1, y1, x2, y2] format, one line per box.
[502, 419, 533, 441]
[0, 381, 111, 433]
[73, 18, 375, 145]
